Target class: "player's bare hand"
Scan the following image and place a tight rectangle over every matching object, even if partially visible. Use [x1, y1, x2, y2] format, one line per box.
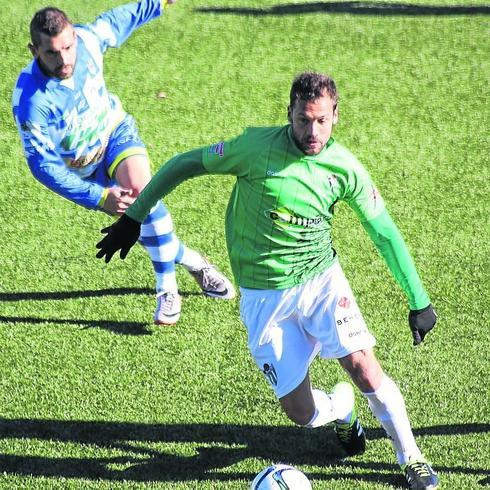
[103, 187, 136, 215]
[408, 304, 437, 345]
[96, 214, 141, 263]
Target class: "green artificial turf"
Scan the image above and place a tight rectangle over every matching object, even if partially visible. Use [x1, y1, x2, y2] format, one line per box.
[0, 0, 488, 488]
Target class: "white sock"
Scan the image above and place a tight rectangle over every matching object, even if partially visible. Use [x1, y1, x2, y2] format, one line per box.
[363, 375, 422, 465]
[331, 381, 355, 424]
[305, 389, 336, 428]
[177, 246, 207, 272]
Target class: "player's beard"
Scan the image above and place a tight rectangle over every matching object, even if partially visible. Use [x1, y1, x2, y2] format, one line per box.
[55, 64, 74, 79]
[296, 136, 327, 156]
[38, 58, 75, 80]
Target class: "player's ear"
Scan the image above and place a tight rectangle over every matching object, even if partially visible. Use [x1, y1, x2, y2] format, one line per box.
[333, 104, 339, 125]
[287, 105, 292, 123]
[28, 43, 37, 58]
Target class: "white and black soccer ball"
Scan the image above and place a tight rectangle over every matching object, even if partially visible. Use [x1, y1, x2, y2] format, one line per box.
[250, 463, 312, 489]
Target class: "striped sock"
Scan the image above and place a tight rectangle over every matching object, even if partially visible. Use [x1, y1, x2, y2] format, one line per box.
[139, 202, 179, 294]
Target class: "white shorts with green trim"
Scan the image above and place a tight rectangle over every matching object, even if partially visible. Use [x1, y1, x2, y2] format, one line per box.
[239, 260, 376, 399]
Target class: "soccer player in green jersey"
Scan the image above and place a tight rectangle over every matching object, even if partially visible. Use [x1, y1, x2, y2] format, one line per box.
[96, 72, 439, 490]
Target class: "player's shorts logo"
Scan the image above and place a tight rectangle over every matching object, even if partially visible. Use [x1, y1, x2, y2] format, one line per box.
[338, 296, 350, 308]
[263, 363, 278, 386]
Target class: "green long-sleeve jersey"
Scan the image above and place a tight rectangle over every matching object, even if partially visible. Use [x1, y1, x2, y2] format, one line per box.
[127, 125, 430, 309]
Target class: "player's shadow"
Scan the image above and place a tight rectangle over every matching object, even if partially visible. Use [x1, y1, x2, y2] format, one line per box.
[0, 418, 488, 484]
[0, 287, 154, 302]
[0, 288, 204, 335]
[196, 2, 490, 16]
[0, 315, 151, 336]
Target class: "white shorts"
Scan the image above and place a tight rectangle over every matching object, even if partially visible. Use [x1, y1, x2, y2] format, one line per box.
[239, 260, 376, 399]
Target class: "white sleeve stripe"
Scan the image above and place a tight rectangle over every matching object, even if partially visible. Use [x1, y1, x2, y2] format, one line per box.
[12, 87, 23, 107]
[91, 19, 118, 48]
[75, 27, 104, 66]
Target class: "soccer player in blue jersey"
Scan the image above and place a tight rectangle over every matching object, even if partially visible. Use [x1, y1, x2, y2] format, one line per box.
[12, 0, 235, 325]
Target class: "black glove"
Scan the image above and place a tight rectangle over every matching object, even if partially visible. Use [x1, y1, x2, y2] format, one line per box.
[96, 214, 141, 263]
[408, 304, 437, 346]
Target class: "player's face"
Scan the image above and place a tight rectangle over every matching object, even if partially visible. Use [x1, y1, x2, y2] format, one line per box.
[288, 93, 338, 156]
[30, 25, 77, 80]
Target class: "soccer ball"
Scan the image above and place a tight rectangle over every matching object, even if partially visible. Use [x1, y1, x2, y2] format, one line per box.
[250, 463, 312, 489]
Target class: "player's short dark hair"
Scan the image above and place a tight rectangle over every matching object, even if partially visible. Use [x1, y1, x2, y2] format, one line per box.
[30, 7, 72, 46]
[289, 72, 338, 108]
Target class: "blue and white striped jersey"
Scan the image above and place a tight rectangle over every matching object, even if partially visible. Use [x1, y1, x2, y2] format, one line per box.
[12, 0, 163, 209]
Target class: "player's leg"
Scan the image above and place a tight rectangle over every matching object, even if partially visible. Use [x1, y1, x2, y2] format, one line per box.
[113, 152, 181, 324]
[339, 348, 438, 489]
[104, 116, 235, 323]
[279, 373, 355, 429]
[298, 262, 374, 456]
[240, 283, 356, 443]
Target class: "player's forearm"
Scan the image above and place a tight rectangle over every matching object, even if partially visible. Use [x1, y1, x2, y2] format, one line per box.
[362, 209, 430, 310]
[29, 160, 105, 209]
[126, 148, 208, 223]
[93, 0, 165, 49]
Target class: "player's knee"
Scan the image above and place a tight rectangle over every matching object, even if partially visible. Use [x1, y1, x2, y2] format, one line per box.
[127, 184, 145, 197]
[340, 349, 384, 392]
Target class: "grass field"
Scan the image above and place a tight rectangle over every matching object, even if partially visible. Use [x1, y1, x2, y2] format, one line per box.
[1, 0, 489, 488]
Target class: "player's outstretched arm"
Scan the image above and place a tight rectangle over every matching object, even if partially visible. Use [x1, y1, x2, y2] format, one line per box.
[362, 209, 438, 345]
[96, 148, 207, 262]
[96, 214, 142, 262]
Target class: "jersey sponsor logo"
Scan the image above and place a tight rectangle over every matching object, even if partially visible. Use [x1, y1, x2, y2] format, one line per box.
[59, 109, 110, 168]
[64, 144, 106, 168]
[263, 363, 278, 386]
[61, 108, 109, 150]
[266, 206, 324, 229]
[208, 141, 224, 157]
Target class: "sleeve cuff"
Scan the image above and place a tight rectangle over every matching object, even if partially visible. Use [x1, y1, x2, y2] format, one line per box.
[97, 187, 109, 208]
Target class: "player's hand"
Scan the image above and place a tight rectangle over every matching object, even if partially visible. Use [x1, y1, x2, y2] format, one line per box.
[96, 214, 141, 263]
[408, 304, 437, 345]
[103, 187, 135, 216]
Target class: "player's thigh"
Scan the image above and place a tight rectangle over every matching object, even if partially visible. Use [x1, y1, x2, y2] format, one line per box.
[114, 155, 152, 193]
[240, 288, 320, 400]
[305, 261, 376, 359]
[105, 115, 151, 193]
